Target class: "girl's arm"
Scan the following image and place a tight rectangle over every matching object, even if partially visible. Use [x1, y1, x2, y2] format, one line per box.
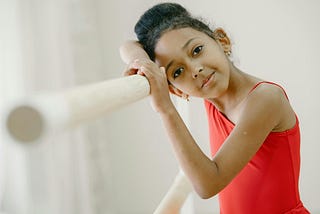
[119, 40, 150, 64]
[160, 84, 292, 199]
[119, 40, 154, 76]
[121, 43, 294, 200]
[133, 59, 293, 199]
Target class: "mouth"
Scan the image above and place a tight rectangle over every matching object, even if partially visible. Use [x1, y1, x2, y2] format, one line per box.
[202, 72, 215, 88]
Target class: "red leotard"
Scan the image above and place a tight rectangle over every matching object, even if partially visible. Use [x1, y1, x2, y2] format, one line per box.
[204, 82, 309, 214]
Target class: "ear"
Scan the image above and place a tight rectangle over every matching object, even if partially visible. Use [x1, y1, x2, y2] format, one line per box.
[212, 28, 232, 55]
[168, 84, 188, 99]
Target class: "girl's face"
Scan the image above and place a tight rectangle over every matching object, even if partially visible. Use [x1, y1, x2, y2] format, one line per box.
[154, 27, 231, 99]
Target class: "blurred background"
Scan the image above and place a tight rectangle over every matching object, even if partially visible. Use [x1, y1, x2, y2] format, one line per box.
[0, 0, 319, 213]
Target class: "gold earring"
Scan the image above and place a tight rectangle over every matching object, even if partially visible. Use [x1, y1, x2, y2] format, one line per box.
[226, 51, 231, 56]
[182, 94, 190, 101]
[218, 32, 225, 38]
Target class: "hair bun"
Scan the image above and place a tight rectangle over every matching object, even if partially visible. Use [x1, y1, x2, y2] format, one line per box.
[134, 3, 213, 61]
[134, 3, 190, 56]
[150, 2, 190, 20]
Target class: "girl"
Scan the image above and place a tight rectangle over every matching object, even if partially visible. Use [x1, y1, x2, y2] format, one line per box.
[120, 2, 309, 214]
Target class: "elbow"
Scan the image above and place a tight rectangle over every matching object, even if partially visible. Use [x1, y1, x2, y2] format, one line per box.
[194, 185, 219, 199]
[119, 42, 130, 63]
[194, 178, 228, 199]
[192, 160, 230, 199]
[198, 192, 216, 200]
[197, 189, 217, 199]
[119, 40, 137, 63]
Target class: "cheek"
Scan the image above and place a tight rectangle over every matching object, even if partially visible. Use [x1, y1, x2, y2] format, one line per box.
[174, 82, 201, 97]
[169, 81, 188, 95]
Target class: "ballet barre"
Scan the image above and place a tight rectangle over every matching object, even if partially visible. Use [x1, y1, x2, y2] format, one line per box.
[2, 74, 193, 213]
[153, 170, 193, 214]
[4, 75, 149, 143]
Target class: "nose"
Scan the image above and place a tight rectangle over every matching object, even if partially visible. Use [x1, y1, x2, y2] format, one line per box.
[192, 66, 203, 79]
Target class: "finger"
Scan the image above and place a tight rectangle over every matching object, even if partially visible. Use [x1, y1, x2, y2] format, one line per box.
[130, 59, 145, 68]
[123, 68, 138, 76]
[159, 67, 166, 76]
[131, 59, 155, 70]
[137, 69, 145, 76]
[139, 66, 153, 78]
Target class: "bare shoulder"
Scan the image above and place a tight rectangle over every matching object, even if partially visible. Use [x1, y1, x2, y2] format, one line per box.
[243, 82, 296, 132]
[249, 82, 287, 101]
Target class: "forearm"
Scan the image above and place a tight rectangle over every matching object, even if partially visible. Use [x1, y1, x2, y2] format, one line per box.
[119, 40, 150, 64]
[159, 106, 221, 198]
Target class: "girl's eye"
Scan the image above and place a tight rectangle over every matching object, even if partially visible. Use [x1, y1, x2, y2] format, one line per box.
[192, 45, 203, 56]
[173, 67, 184, 79]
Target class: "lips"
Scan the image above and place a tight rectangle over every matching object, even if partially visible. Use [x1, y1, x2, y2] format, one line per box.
[202, 72, 215, 88]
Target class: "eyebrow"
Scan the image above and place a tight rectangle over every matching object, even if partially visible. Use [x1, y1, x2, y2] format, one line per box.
[165, 37, 197, 71]
[182, 37, 197, 50]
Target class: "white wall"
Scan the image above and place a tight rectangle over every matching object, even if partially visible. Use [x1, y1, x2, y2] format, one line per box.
[1, 0, 319, 213]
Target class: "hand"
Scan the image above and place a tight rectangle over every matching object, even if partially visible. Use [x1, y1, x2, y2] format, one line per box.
[122, 59, 140, 76]
[129, 59, 175, 114]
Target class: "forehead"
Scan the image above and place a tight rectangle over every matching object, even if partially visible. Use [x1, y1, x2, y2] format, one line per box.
[155, 28, 213, 64]
[155, 28, 205, 56]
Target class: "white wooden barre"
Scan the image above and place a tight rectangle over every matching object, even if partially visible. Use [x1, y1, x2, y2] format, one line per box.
[4, 75, 150, 143]
[153, 170, 193, 214]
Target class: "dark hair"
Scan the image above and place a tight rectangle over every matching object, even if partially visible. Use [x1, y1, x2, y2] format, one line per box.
[134, 2, 214, 60]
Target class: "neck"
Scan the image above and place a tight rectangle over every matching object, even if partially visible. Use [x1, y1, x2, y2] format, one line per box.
[207, 65, 261, 113]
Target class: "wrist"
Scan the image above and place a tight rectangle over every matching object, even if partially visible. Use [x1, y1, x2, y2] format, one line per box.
[158, 102, 177, 116]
